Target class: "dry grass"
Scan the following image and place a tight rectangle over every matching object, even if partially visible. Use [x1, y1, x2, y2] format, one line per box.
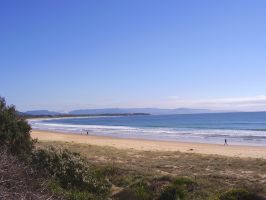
[37, 141, 266, 199]
[0, 147, 62, 200]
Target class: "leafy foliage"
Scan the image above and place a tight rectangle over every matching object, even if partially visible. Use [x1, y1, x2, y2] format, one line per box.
[132, 179, 153, 200]
[32, 146, 111, 199]
[157, 177, 195, 200]
[113, 176, 195, 200]
[0, 97, 33, 155]
[0, 147, 60, 199]
[47, 180, 102, 200]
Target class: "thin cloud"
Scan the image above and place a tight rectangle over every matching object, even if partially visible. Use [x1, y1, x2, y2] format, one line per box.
[18, 95, 266, 112]
[163, 95, 266, 111]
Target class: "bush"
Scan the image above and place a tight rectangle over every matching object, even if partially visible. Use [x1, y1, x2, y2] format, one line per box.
[217, 189, 264, 200]
[158, 177, 195, 200]
[132, 179, 154, 200]
[113, 179, 154, 200]
[32, 146, 111, 199]
[114, 176, 195, 200]
[47, 180, 101, 200]
[0, 147, 59, 199]
[0, 97, 33, 156]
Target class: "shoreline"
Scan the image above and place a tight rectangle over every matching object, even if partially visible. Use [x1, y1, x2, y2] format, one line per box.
[31, 130, 266, 159]
[28, 117, 266, 147]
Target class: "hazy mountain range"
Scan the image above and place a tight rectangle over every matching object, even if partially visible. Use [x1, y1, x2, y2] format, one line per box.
[23, 108, 226, 116]
[24, 110, 63, 116]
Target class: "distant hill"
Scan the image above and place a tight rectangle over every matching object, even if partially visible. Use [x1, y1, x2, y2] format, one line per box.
[24, 110, 63, 116]
[68, 108, 214, 115]
[23, 108, 228, 116]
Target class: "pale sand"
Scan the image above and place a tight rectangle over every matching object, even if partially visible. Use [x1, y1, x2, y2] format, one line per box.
[31, 130, 266, 159]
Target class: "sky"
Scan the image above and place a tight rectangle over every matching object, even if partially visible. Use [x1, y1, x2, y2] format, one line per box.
[1, 0, 266, 112]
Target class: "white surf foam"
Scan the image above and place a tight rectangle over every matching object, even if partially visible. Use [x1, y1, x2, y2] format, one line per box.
[28, 118, 266, 146]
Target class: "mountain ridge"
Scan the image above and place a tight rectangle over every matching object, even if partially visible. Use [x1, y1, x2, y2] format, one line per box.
[23, 108, 226, 116]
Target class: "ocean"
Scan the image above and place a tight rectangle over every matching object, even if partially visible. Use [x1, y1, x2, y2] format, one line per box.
[29, 112, 266, 146]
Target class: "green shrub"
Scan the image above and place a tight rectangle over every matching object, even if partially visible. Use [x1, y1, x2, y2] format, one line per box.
[32, 147, 111, 199]
[47, 180, 101, 200]
[0, 97, 33, 156]
[158, 177, 195, 200]
[132, 179, 154, 200]
[113, 179, 154, 200]
[158, 184, 183, 200]
[217, 189, 264, 200]
[114, 176, 195, 200]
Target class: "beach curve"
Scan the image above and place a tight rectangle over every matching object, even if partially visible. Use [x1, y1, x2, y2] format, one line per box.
[31, 130, 266, 159]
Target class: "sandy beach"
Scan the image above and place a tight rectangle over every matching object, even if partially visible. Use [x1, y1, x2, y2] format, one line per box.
[31, 130, 266, 159]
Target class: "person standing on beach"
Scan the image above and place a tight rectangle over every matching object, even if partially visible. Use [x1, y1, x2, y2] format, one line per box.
[224, 139, 228, 145]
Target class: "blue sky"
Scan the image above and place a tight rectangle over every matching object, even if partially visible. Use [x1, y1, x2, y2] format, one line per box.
[1, 0, 266, 111]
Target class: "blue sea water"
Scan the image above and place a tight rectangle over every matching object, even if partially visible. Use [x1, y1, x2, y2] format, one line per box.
[29, 112, 266, 146]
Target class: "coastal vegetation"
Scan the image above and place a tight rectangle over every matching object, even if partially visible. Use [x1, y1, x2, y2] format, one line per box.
[38, 141, 266, 200]
[1, 96, 266, 200]
[0, 97, 34, 156]
[0, 97, 111, 200]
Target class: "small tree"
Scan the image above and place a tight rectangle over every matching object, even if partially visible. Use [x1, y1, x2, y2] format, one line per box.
[0, 96, 33, 155]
